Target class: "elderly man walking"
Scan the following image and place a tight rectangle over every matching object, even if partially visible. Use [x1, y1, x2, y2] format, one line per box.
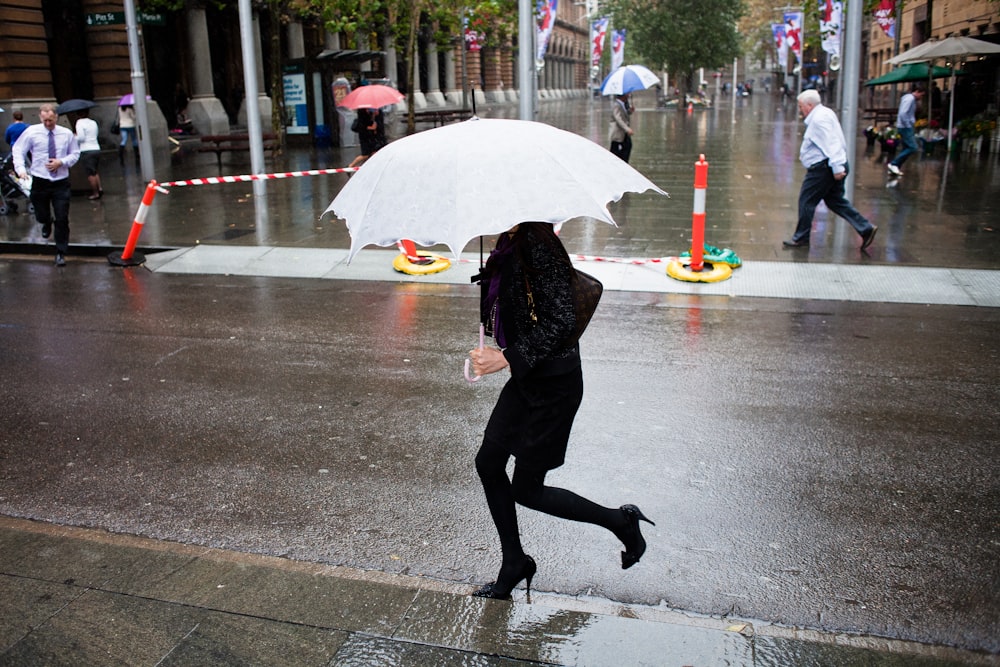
[783, 89, 878, 251]
[12, 103, 80, 267]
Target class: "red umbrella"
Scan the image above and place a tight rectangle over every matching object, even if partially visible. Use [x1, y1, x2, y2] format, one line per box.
[337, 84, 404, 110]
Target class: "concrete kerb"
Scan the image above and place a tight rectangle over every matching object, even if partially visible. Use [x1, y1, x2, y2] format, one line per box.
[1, 516, 993, 666]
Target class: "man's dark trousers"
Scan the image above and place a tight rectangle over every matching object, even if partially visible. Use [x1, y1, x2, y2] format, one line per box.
[30, 177, 71, 254]
[791, 161, 871, 243]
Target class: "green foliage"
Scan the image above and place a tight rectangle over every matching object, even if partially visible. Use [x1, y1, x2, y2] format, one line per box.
[604, 0, 743, 83]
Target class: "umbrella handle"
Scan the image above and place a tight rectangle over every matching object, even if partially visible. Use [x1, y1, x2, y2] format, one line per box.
[463, 324, 485, 383]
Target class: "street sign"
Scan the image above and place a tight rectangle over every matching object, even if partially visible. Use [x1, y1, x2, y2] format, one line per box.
[85, 12, 165, 26]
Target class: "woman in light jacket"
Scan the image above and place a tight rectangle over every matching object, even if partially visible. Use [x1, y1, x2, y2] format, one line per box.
[609, 94, 634, 163]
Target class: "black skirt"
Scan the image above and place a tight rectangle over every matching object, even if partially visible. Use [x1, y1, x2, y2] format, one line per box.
[483, 365, 583, 472]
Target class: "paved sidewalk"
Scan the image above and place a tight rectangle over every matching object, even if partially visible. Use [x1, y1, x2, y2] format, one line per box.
[1, 517, 990, 666]
[143, 246, 1000, 308]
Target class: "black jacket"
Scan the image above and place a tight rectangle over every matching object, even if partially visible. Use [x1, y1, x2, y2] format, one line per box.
[483, 224, 580, 379]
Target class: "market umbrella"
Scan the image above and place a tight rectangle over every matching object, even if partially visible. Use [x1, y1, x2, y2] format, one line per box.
[888, 36, 1000, 65]
[336, 84, 404, 110]
[864, 63, 955, 86]
[323, 117, 668, 262]
[55, 99, 97, 115]
[600, 65, 660, 96]
[887, 36, 1000, 151]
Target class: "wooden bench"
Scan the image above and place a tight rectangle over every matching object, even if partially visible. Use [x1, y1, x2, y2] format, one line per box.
[864, 108, 897, 126]
[411, 109, 474, 128]
[197, 133, 278, 170]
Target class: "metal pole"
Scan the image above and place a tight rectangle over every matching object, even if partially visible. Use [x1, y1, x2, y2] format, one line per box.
[840, 0, 862, 201]
[518, 0, 536, 120]
[239, 0, 266, 196]
[123, 0, 154, 181]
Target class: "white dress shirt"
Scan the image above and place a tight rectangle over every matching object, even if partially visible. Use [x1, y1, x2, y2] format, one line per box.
[12, 123, 81, 182]
[798, 103, 848, 176]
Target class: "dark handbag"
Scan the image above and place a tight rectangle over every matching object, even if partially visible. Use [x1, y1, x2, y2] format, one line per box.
[524, 267, 603, 347]
[565, 268, 603, 346]
[350, 117, 360, 133]
[110, 119, 120, 135]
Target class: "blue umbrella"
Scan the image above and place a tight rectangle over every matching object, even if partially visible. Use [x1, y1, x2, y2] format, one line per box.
[600, 65, 660, 96]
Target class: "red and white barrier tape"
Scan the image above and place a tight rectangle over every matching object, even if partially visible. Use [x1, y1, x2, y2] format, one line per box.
[158, 167, 358, 189]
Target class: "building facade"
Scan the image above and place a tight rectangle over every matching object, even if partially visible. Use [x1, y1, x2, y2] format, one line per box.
[865, 0, 1000, 119]
[1, 0, 591, 149]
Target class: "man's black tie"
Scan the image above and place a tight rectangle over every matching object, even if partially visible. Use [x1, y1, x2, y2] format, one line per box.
[48, 130, 56, 159]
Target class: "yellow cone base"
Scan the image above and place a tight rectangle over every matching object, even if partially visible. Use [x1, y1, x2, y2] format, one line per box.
[666, 258, 733, 283]
[392, 251, 451, 275]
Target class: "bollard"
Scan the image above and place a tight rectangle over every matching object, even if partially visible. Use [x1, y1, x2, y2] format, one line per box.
[665, 154, 732, 283]
[108, 180, 160, 267]
[690, 155, 708, 271]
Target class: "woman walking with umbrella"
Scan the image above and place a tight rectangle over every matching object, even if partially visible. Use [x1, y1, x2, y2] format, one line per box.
[467, 222, 654, 599]
[117, 96, 139, 166]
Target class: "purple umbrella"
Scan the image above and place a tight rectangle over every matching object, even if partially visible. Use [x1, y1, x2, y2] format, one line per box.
[118, 93, 151, 106]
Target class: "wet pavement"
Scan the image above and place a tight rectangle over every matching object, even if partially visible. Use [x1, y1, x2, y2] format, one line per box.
[1, 92, 999, 666]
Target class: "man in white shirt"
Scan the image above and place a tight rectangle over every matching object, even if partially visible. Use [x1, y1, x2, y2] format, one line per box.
[783, 90, 878, 251]
[12, 103, 80, 266]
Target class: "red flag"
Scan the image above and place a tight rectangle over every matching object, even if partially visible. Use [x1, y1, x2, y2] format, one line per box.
[875, 0, 896, 38]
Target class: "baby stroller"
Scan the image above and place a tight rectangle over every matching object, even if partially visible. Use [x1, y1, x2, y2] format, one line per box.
[0, 153, 33, 216]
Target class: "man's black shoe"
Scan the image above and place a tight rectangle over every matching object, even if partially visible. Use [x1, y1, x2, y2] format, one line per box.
[782, 238, 809, 247]
[41, 223, 51, 239]
[861, 225, 878, 250]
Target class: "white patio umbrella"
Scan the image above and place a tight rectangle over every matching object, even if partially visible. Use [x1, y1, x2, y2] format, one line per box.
[324, 117, 668, 262]
[888, 36, 1000, 151]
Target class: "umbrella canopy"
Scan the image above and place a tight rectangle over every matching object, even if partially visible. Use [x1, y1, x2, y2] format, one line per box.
[864, 63, 956, 86]
[600, 65, 660, 96]
[886, 36, 1000, 152]
[117, 93, 150, 106]
[336, 84, 404, 110]
[324, 118, 667, 261]
[55, 99, 97, 115]
[889, 36, 1000, 65]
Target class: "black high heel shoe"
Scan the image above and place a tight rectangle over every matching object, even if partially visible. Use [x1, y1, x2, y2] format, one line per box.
[619, 504, 655, 570]
[472, 555, 537, 600]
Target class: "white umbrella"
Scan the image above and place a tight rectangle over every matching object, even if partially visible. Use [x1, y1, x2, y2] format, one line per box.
[600, 65, 660, 96]
[324, 117, 667, 261]
[889, 36, 1000, 65]
[887, 36, 1000, 151]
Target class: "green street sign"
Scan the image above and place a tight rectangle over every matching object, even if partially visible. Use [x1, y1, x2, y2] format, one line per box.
[85, 12, 165, 26]
[86, 12, 124, 26]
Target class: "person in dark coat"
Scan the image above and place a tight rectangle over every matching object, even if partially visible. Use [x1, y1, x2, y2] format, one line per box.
[467, 222, 654, 600]
[348, 108, 386, 169]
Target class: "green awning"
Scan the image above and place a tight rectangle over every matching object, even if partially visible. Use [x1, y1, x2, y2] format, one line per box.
[865, 62, 959, 86]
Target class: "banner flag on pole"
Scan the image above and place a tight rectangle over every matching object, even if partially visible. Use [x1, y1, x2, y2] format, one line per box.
[536, 0, 558, 64]
[610, 28, 626, 71]
[463, 15, 482, 52]
[591, 17, 609, 69]
[874, 0, 896, 38]
[819, 0, 842, 58]
[772, 23, 788, 69]
[783, 11, 804, 64]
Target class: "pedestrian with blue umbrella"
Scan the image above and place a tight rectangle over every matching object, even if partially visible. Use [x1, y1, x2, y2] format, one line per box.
[601, 65, 658, 163]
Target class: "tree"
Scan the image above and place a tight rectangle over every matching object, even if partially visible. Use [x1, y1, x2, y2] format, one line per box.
[604, 0, 743, 94]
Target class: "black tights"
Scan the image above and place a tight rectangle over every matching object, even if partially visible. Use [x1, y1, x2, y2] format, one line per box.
[475, 436, 626, 575]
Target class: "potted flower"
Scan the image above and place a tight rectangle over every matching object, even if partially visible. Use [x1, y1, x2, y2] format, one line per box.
[877, 125, 901, 160]
[916, 119, 945, 156]
[956, 114, 996, 154]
